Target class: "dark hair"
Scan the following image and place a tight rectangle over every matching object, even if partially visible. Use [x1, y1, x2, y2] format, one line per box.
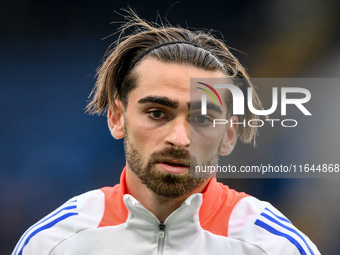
[86, 10, 263, 144]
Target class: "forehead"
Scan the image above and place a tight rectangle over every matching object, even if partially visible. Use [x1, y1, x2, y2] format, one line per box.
[131, 57, 227, 99]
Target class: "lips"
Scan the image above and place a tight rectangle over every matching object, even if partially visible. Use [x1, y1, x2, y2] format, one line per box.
[162, 160, 189, 168]
[156, 159, 190, 174]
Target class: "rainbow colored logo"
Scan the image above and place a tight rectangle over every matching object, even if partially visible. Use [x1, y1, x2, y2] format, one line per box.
[196, 82, 222, 106]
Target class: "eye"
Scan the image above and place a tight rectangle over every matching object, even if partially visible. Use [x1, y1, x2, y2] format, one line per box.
[191, 115, 213, 126]
[147, 110, 167, 120]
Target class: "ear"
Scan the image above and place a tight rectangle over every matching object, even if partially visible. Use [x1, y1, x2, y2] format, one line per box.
[219, 115, 238, 155]
[107, 100, 125, 139]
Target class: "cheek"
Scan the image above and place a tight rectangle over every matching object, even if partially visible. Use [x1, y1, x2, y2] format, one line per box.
[128, 122, 151, 146]
[190, 125, 226, 158]
[125, 114, 164, 149]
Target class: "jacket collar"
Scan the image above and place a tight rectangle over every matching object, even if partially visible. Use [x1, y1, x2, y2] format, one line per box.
[120, 166, 223, 224]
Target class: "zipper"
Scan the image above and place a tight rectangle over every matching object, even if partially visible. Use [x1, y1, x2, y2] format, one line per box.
[157, 223, 166, 255]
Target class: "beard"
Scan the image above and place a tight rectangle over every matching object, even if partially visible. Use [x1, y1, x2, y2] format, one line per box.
[124, 123, 219, 198]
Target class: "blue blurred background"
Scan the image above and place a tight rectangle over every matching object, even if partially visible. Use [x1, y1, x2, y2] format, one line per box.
[1, 0, 340, 254]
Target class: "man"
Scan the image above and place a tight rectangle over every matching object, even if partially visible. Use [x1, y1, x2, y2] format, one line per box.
[13, 13, 320, 255]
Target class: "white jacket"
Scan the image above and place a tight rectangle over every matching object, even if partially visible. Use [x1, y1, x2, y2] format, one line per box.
[13, 168, 320, 255]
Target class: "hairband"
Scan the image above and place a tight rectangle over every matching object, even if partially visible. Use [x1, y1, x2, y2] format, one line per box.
[125, 40, 226, 75]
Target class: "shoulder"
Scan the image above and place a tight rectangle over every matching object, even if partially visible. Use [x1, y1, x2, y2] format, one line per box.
[12, 189, 106, 255]
[228, 196, 320, 255]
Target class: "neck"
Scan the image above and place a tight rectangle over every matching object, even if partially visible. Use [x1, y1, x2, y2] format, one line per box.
[125, 167, 209, 222]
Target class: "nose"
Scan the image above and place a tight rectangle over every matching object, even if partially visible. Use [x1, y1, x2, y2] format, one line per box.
[165, 117, 190, 150]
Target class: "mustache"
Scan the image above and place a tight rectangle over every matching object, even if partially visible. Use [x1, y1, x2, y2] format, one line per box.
[149, 147, 191, 165]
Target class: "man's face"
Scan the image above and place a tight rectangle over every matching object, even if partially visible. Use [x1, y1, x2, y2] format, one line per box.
[109, 57, 236, 198]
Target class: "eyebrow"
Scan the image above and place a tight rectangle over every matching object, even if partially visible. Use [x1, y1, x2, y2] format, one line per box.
[189, 100, 223, 114]
[138, 96, 180, 109]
